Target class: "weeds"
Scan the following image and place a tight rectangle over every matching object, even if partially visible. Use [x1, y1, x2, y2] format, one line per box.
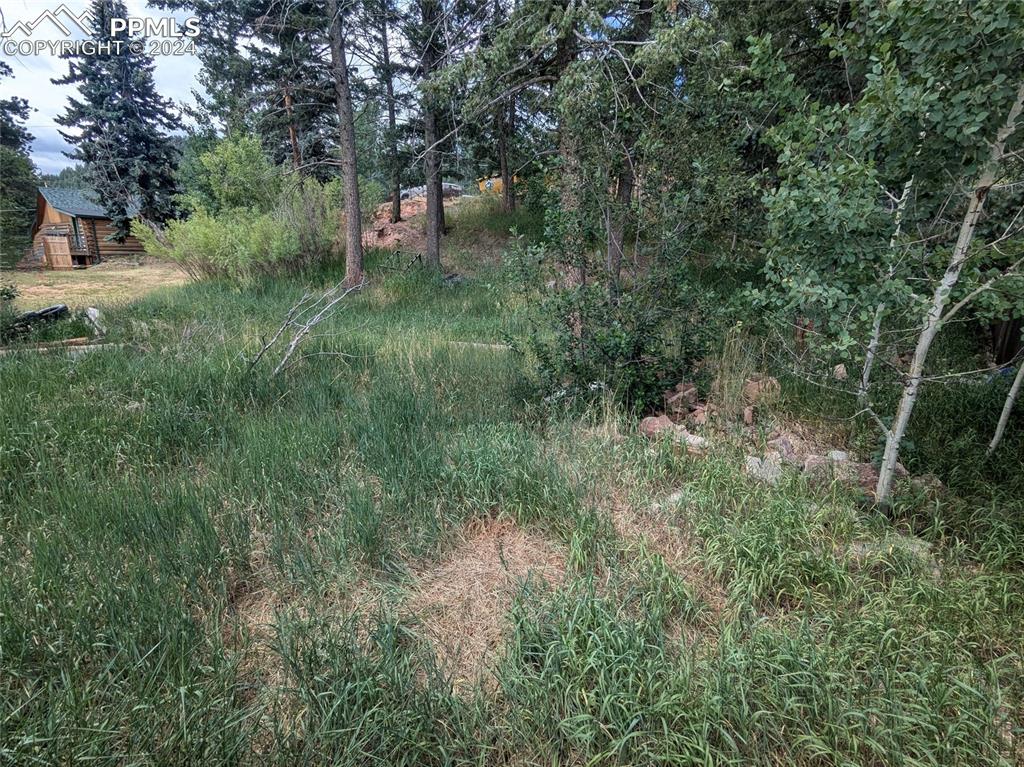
[1, 262, 1021, 764]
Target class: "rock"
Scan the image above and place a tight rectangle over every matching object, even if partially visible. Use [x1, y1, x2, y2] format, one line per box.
[665, 382, 698, 415]
[639, 414, 675, 439]
[850, 462, 880, 494]
[675, 431, 709, 456]
[832, 363, 848, 381]
[85, 307, 105, 335]
[767, 435, 801, 466]
[743, 406, 755, 426]
[689, 405, 709, 426]
[847, 535, 940, 578]
[803, 454, 829, 481]
[909, 473, 945, 498]
[745, 454, 783, 485]
[743, 375, 780, 404]
[804, 453, 878, 494]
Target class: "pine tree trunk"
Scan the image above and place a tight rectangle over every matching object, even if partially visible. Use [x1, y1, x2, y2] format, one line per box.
[421, 0, 443, 269]
[498, 99, 515, 213]
[988, 361, 1024, 455]
[283, 87, 301, 171]
[605, 0, 652, 293]
[328, 0, 364, 288]
[380, 14, 402, 224]
[876, 82, 1024, 504]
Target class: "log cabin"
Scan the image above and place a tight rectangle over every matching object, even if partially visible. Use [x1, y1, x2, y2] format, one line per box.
[21, 187, 146, 269]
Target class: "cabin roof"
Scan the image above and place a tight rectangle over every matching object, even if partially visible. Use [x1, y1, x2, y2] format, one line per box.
[38, 187, 110, 218]
[38, 187, 142, 219]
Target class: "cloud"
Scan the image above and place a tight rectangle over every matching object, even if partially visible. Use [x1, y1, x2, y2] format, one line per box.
[2, 0, 206, 173]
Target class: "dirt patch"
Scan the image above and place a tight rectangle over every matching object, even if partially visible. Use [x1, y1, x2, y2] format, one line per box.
[609, 494, 728, 622]
[362, 195, 430, 252]
[362, 195, 474, 253]
[9, 258, 188, 310]
[406, 518, 566, 691]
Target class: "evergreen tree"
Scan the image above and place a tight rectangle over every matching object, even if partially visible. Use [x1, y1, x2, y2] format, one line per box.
[54, 0, 180, 239]
[0, 62, 34, 153]
[0, 63, 38, 264]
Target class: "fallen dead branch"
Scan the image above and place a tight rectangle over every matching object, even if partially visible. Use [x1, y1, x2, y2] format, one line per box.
[248, 281, 365, 376]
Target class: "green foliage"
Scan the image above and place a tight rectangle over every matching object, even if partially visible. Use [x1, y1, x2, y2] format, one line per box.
[54, 0, 180, 236]
[0, 64, 37, 267]
[0, 280, 18, 340]
[0, 146, 37, 267]
[753, 0, 1024, 359]
[139, 135, 341, 281]
[190, 133, 281, 214]
[513, 252, 727, 410]
[135, 209, 301, 281]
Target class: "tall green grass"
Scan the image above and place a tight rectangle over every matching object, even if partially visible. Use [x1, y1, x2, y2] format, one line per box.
[1, 263, 1021, 764]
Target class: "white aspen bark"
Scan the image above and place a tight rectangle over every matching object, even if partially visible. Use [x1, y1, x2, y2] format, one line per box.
[988, 361, 1024, 454]
[875, 82, 1024, 504]
[859, 305, 885, 402]
[859, 179, 914, 404]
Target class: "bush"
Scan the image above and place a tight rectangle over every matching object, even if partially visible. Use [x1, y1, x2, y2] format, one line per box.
[136, 174, 341, 282]
[511, 250, 726, 411]
[0, 281, 18, 341]
[192, 134, 281, 214]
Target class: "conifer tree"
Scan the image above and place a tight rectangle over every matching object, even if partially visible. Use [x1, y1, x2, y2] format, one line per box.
[54, 0, 179, 239]
[0, 63, 38, 264]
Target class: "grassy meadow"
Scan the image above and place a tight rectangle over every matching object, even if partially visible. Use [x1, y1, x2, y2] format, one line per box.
[2, 231, 1024, 764]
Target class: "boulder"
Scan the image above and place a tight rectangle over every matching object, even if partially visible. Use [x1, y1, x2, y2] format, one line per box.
[827, 450, 849, 463]
[676, 431, 709, 456]
[743, 375, 780, 404]
[745, 454, 783, 485]
[639, 414, 675, 439]
[665, 382, 698, 416]
[767, 435, 801, 466]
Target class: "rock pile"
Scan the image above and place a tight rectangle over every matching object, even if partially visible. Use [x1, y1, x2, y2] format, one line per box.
[638, 376, 933, 499]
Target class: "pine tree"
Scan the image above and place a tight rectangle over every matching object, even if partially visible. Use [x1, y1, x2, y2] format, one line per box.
[0, 63, 38, 264]
[0, 62, 34, 153]
[54, 0, 180, 239]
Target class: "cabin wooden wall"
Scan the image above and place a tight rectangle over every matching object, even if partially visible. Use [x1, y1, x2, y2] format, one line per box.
[88, 219, 146, 259]
[28, 215, 145, 266]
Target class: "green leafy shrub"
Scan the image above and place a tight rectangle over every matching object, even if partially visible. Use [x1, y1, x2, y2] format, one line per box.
[0, 280, 19, 341]
[512, 250, 726, 410]
[136, 136, 341, 281]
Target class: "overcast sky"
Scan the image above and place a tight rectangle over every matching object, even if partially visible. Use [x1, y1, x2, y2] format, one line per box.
[1, 0, 205, 174]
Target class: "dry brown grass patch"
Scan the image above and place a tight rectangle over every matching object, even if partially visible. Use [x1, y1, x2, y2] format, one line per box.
[406, 517, 566, 692]
[11, 259, 188, 310]
[609, 495, 728, 621]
